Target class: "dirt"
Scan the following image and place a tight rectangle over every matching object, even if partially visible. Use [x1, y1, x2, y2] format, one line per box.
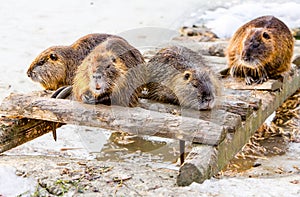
[0, 155, 178, 196]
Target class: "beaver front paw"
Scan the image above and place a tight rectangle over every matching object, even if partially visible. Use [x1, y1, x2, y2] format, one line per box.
[254, 75, 269, 84]
[245, 76, 255, 85]
[81, 91, 98, 104]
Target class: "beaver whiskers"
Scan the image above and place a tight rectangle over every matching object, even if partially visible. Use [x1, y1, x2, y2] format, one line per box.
[230, 58, 269, 85]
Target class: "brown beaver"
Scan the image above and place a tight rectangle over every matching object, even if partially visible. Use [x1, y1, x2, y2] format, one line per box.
[27, 33, 124, 90]
[227, 15, 294, 85]
[72, 37, 146, 107]
[144, 46, 219, 110]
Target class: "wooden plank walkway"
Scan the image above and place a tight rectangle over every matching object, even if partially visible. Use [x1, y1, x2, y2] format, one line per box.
[1, 40, 300, 186]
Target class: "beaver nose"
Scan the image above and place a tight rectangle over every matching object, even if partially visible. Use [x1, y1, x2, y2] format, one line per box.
[251, 42, 259, 49]
[242, 50, 251, 61]
[27, 70, 32, 78]
[203, 96, 212, 103]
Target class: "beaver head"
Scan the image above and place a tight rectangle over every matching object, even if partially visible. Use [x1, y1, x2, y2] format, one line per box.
[73, 37, 145, 106]
[170, 66, 217, 110]
[87, 51, 125, 98]
[227, 15, 294, 85]
[147, 46, 219, 110]
[27, 46, 72, 90]
[240, 28, 274, 69]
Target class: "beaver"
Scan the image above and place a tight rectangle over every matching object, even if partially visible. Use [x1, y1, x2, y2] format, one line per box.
[72, 37, 146, 107]
[144, 46, 219, 110]
[227, 15, 294, 85]
[27, 33, 124, 90]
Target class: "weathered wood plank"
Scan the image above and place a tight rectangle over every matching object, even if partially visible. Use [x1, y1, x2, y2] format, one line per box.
[207, 62, 227, 75]
[0, 117, 62, 153]
[139, 100, 242, 133]
[177, 66, 300, 186]
[0, 93, 226, 145]
[220, 100, 257, 121]
[177, 145, 217, 186]
[204, 55, 227, 64]
[224, 78, 283, 91]
[221, 92, 261, 120]
[171, 40, 228, 57]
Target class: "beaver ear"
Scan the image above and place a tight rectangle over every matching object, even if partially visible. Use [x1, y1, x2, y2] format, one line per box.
[262, 32, 271, 39]
[183, 71, 192, 81]
[49, 53, 58, 61]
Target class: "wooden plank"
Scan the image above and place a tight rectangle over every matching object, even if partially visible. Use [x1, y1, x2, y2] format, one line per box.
[221, 92, 261, 120]
[224, 78, 283, 91]
[220, 100, 257, 121]
[139, 100, 242, 133]
[0, 117, 62, 153]
[170, 40, 228, 57]
[0, 93, 226, 145]
[177, 145, 217, 186]
[204, 55, 227, 64]
[207, 62, 227, 75]
[177, 66, 300, 186]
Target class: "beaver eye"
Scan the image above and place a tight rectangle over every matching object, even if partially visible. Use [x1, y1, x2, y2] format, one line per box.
[262, 32, 270, 39]
[49, 53, 58, 61]
[184, 73, 191, 80]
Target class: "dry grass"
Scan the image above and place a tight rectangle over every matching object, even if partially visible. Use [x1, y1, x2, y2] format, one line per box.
[220, 89, 300, 176]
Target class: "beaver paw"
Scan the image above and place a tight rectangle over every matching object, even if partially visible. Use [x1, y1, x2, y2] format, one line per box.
[82, 91, 98, 104]
[254, 76, 269, 84]
[245, 75, 268, 85]
[245, 76, 255, 85]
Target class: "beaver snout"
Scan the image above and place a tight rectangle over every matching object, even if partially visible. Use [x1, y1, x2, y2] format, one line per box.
[27, 68, 36, 79]
[251, 42, 260, 49]
[242, 49, 253, 62]
[27, 70, 32, 78]
[198, 93, 215, 110]
[198, 99, 214, 110]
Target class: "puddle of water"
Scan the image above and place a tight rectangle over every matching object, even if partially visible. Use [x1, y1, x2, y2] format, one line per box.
[95, 131, 181, 165]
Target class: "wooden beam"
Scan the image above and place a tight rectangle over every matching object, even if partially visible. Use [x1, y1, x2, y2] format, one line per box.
[177, 66, 300, 186]
[139, 100, 242, 133]
[224, 78, 282, 91]
[0, 93, 226, 145]
[0, 117, 62, 153]
[177, 145, 217, 186]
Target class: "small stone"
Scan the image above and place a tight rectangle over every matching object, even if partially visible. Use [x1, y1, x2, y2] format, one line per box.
[291, 27, 300, 39]
[15, 169, 25, 176]
[292, 55, 300, 67]
[290, 180, 300, 184]
[177, 25, 218, 42]
[208, 44, 226, 57]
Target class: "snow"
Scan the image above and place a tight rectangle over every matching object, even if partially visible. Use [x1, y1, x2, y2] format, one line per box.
[0, 166, 35, 196]
[192, 1, 300, 38]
